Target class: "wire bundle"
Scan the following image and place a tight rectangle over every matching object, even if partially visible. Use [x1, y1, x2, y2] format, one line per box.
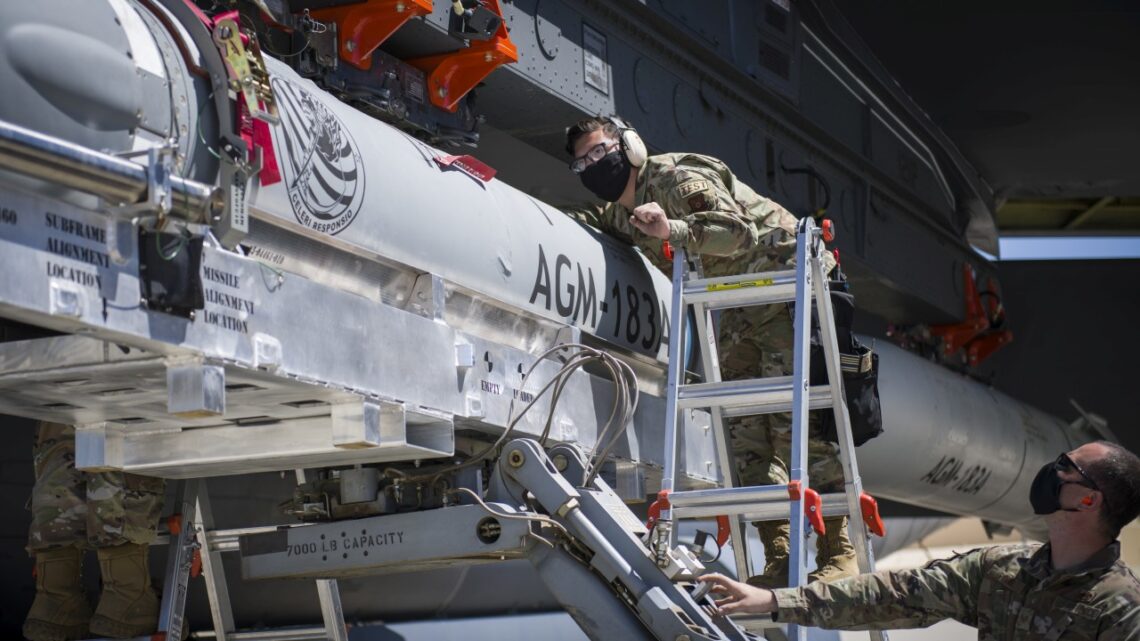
[401, 342, 640, 488]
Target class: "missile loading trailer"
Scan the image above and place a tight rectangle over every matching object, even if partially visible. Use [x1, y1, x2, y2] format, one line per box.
[0, 0, 1111, 638]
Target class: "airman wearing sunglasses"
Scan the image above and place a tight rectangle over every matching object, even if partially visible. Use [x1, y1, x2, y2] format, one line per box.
[700, 440, 1140, 640]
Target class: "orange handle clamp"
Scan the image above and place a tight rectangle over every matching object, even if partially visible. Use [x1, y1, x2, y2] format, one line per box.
[715, 515, 731, 548]
[788, 481, 826, 536]
[860, 492, 886, 537]
[645, 489, 671, 530]
[662, 240, 674, 261]
[804, 487, 825, 536]
[821, 218, 835, 243]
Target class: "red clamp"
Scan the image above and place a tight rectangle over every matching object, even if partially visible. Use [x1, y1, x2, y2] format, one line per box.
[788, 481, 826, 536]
[408, 0, 519, 112]
[190, 548, 203, 579]
[965, 330, 1013, 367]
[645, 489, 671, 530]
[167, 513, 203, 578]
[715, 515, 731, 548]
[309, 0, 434, 71]
[804, 488, 825, 536]
[860, 492, 886, 537]
[929, 264, 993, 356]
[821, 218, 835, 243]
[662, 240, 674, 261]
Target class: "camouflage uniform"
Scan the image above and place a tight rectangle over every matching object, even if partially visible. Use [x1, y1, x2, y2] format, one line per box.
[27, 421, 165, 552]
[564, 152, 843, 492]
[773, 542, 1140, 640]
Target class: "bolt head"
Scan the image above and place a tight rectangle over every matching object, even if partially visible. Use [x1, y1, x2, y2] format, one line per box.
[345, 39, 356, 52]
[552, 454, 568, 472]
[507, 450, 525, 468]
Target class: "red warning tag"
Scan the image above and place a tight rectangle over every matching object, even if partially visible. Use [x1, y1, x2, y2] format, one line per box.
[435, 154, 497, 183]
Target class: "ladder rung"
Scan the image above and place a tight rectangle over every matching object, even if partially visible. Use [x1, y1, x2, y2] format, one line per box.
[677, 377, 832, 415]
[683, 270, 802, 309]
[668, 485, 791, 511]
[672, 492, 855, 521]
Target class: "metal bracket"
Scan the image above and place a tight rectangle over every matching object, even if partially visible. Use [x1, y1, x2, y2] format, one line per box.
[304, 12, 338, 70]
[166, 359, 226, 418]
[108, 146, 175, 219]
[214, 137, 255, 249]
[407, 273, 446, 321]
[213, 15, 279, 124]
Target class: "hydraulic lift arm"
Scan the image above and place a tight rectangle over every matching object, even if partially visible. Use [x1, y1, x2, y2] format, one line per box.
[239, 438, 755, 641]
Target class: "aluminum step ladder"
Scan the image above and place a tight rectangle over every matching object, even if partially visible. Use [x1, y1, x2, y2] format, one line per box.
[653, 217, 886, 641]
[137, 476, 349, 641]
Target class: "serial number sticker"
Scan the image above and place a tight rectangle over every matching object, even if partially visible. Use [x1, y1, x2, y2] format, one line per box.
[705, 279, 774, 292]
[582, 24, 609, 95]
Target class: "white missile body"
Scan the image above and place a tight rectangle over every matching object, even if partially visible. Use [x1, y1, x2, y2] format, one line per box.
[0, 0, 1100, 543]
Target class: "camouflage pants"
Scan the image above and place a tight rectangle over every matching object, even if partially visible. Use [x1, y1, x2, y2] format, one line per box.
[717, 305, 845, 493]
[26, 422, 165, 552]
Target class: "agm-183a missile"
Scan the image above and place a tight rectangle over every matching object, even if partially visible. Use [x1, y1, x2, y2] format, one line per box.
[0, 0, 1104, 547]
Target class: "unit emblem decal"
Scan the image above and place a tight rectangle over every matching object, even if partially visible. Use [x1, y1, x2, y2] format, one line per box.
[270, 76, 365, 235]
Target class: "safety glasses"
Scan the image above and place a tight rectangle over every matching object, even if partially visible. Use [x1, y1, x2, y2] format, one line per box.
[1054, 453, 1110, 509]
[569, 141, 620, 174]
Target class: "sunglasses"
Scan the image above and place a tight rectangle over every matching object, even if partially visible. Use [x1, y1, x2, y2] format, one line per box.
[569, 141, 620, 174]
[1054, 453, 1110, 509]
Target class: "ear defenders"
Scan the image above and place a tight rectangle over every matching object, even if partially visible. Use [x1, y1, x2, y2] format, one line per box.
[608, 116, 647, 168]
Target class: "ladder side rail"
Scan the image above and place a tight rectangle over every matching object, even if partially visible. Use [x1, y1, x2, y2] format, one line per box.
[660, 248, 690, 547]
[786, 220, 817, 641]
[691, 292, 750, 583]
[811, 258, 878, 573]
[316, 579, 349, 641]
[294, 469, 350, 639]
[811, 239, 890, 641]
[192, 479, 237, 640]
[155, 480, 193, 641]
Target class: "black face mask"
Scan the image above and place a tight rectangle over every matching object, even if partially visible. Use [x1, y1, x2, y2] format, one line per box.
[1029, 460, 1081, 515]
[579, 151, 631, 202]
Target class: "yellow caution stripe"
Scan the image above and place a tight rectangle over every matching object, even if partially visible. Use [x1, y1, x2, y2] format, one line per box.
[705, 278, 774, 292]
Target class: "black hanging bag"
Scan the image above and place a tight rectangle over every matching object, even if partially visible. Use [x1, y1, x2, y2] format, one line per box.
[808, 286, 884, 446]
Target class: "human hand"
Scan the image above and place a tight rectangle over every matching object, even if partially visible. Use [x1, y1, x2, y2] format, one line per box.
[699, 573, 778, 616]
[630, 202, 670, 240]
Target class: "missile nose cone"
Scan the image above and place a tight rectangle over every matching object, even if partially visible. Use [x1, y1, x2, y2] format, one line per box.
[0, 2, 141, 152]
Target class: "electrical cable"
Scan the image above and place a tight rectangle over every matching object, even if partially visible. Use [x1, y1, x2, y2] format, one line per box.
[193, 91, 222, 163]
[397, 343, 606, 484]
[584, 355, 639, 486]
[447, 486, 571, 548]
[155, 224, 189, 261]
[394, 342, 640, 502]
